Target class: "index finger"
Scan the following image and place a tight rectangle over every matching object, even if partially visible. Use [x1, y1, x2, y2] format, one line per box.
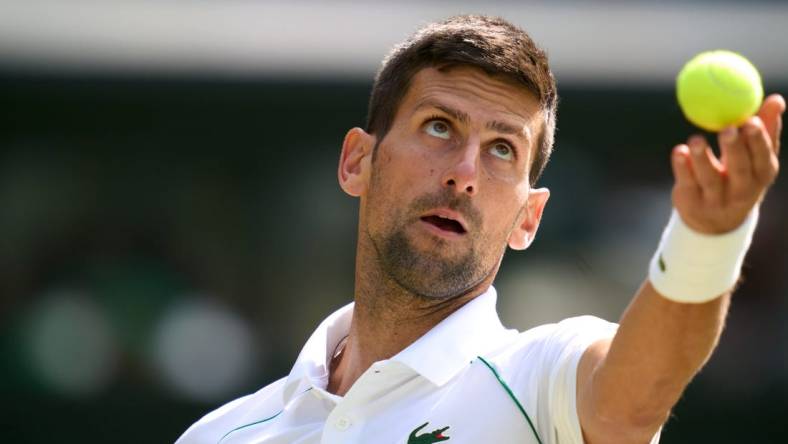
[757, 93, 786, 156]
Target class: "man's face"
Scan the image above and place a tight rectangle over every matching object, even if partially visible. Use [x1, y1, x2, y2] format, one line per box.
[358, 66, 548, 300]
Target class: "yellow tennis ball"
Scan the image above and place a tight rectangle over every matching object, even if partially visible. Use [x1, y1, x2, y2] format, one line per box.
[676, 50, 763, 132]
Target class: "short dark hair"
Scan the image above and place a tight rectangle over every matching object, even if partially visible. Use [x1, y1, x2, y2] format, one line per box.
[365, 14, 558, 186]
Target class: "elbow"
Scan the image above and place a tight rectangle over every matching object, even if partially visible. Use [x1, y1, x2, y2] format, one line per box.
[582, 406, 668, 444]
[582, 377, 677, 443]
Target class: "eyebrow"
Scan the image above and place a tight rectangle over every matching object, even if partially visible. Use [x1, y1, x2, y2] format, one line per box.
[486, 120, 531, 143]
[414, 99, 532, 145]
[414, 99, 471, 124]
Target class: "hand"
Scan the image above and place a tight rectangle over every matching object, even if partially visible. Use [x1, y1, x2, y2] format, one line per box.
[671, 94, 785, 234]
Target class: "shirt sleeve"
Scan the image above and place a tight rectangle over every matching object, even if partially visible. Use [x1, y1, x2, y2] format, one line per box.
[539, 316, 661, 444]
[175, 377, 287, 444]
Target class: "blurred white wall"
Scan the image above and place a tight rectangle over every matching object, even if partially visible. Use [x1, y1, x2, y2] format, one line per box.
[1, 0, 787, 86]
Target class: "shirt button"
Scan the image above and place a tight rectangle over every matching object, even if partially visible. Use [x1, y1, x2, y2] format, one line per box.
[335, 417, 352, 430]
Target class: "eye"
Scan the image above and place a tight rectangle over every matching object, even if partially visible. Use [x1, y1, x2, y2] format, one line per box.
[489, 142, 514, 161]
[424, 119, 451, 139]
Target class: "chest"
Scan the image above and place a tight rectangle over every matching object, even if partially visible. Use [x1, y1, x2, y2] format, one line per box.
[223, 362, 542, 444]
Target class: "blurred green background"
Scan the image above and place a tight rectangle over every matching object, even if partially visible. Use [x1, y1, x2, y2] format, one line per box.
[1, 1, 787, 443]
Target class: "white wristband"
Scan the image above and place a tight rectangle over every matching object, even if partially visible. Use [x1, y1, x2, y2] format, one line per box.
[648, 208, 759, 303]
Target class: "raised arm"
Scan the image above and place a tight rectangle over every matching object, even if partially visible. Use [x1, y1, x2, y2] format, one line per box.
[576, 94, 785, 444]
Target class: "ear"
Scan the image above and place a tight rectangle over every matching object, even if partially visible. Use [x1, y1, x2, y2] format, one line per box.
[507, 187, 550, 250]
[338, 127, 375, 197]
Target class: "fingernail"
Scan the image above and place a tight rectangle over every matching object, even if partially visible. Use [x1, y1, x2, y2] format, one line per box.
[746, 124, 759, 136]
[775, 94, 786, 112]
[691, 142, 704, 155]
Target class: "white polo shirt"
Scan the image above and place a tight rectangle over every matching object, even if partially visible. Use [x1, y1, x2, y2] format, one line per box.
[177, 287, 660, 444]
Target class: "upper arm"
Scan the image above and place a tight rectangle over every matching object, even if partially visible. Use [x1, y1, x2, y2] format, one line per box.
[525, 316, 617, 444]
[576, 280, 729, 444]
[576, 338, 611, 412]
[575, 338, 612, 444]
[576, 335, 664, 444]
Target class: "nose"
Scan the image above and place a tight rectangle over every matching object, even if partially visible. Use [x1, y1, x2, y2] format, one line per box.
[441, 138, 479, 196]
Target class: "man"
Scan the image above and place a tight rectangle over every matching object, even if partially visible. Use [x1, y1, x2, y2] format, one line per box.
[177, 15, 784, 444]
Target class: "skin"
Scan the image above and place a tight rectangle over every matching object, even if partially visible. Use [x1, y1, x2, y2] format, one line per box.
[331, 65, 549, 396]
[332, 63, 785, 443]
[577, 94, 785, 443]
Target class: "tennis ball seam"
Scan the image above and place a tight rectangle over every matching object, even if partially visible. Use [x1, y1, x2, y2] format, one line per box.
[705, 60, 753, 96]
[677, 50, 763, 132]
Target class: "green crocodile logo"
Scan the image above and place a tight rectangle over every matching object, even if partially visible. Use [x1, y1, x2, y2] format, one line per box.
[407, 422, 450, 443]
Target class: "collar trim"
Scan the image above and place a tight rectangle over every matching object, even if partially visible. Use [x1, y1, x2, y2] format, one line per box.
[282, 286, 512, 403]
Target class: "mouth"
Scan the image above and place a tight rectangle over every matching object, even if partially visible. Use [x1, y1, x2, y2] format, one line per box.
[419, 210, 468, 236]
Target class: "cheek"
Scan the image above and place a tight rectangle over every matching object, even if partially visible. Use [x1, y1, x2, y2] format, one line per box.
[378, 137, 438, 187]
[480, 193, 526, 235]
[367, 154, 417, 220]
[482, 162, 528, 186]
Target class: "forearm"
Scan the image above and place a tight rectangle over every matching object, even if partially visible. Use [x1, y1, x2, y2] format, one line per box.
[577, 94, 783, 444]
[582, 281, 730, 441]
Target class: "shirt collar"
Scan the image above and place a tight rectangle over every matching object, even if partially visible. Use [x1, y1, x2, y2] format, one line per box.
[282, 300, 354, 404]
[282, 286, 512, 403]
[390, 286, 513, 386]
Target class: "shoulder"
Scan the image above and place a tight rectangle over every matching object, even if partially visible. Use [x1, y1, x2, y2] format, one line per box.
[495, 316, 617, 363]
[175, 376, 288, 444]
[478, 316, 618, 444]
[484, 316, 618, 389]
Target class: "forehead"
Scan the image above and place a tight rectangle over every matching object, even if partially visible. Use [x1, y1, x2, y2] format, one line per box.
[398, 66, 543, 136]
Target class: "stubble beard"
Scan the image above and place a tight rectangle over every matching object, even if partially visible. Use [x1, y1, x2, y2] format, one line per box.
[377, 226, 487, 300]
[369, 192, 503, 301]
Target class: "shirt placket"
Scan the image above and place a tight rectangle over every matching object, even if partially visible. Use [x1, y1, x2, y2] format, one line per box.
[321, 361, 409, 444]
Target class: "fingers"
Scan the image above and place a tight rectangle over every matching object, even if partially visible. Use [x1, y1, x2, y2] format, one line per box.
[671, 145, 698, 189]
[671, 95, 783, 233]
[741, 116, 779, 187]
[671, 144, 702, 207]
[758, 93, 785, 156]
[719, 126, 752, 198]
[687, 135, 724, 204]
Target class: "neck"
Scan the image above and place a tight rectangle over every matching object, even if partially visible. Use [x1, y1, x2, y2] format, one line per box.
[327, 228, 492, 396]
